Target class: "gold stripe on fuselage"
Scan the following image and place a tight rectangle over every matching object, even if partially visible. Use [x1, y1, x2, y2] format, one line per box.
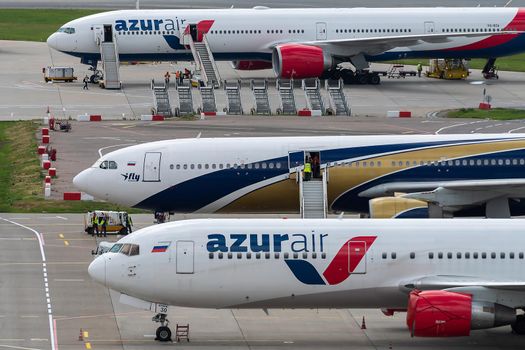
[218, 139, 525, 213]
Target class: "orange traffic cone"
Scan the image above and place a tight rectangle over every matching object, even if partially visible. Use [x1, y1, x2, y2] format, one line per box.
[361, 316, 367, 330]
[78, 328, 84, 341]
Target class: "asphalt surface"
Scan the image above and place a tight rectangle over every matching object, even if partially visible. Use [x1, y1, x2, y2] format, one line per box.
[3, 41, 525, 120]
[0, 213, 524, 350]
[1, 0, 525, 8]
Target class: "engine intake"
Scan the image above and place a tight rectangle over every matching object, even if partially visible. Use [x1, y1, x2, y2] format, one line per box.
[407, 290, 515, 337]
[231, 60, 273, 70]
[272, 44, 334, 79]
[369, 196, 428, 218]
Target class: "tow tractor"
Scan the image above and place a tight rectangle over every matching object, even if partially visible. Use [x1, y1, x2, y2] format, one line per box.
[426, 59, 470, 80]
[43, 66, 77, 83]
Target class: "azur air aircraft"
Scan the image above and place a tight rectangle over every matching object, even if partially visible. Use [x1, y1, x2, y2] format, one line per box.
[74, 134, 525, 218]
[88, 218, 525, 342]
[46, 7, 525, 83]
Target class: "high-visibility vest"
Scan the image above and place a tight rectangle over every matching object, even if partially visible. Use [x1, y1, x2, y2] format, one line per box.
[304, 163, 312, 173]
[92, 216, 97, 225]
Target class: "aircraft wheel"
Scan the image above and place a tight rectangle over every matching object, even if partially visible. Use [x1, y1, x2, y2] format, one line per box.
[512, 315, 525, 335]
[156, 326, 172, 342]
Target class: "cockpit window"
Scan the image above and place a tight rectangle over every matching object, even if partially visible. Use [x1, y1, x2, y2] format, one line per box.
[99, 160, 118, 170]
[109, 243, 123, 253]
[119, 243, 140, 256]
[120, 244, 131, 255]
[57, 27, 75, 34]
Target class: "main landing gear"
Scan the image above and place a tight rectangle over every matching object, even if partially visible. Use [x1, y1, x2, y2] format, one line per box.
[482, 58, 499, 80]
[328, 67, 382, 85]
[512, 314, 525, 335]
[153, 313, 172, 342]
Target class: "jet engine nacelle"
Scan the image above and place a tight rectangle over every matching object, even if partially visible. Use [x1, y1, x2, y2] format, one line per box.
[407, 290, 515, 337]
[369, 196, 428, 218]
[272, 44, 334, 79]
[231, 60, 273, 70]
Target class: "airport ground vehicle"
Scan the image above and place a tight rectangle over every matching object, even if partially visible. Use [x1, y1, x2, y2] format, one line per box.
[89, 218, 525, 341]
[84, 210, 130, 235]
[426, 59, 470, 80]
[43, 66, 77, 83]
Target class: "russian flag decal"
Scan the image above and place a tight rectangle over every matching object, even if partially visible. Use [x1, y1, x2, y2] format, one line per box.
[127, 161, 136, 166]
[152, 242, 170, 253]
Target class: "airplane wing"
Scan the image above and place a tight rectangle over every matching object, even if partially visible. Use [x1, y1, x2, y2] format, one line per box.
[360, 179, 525, 217]
[299, 31, 521, 57]
[402, 275, 525, 292]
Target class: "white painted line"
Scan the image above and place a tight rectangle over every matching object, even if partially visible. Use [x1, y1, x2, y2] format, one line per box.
[0, 218, 56, 350]
[20, 315, 39, 318]
[55, 216, 68, 221]
[47, 299, 51, 304]
[53, 279, 85, 282]
[0, 344, 42, 350]
[43, 273, 47, 278]
[508, 126, 525, 133]
[30, 338, 48, 341]
[434, 123, 468, 134]
[46, 293, 49, 298]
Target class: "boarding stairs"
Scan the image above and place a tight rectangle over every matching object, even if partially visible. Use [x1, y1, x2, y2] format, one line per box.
[250, 80, 271, 115]
[325, 79, 351, 116]
[199, 86, 217, 114]
[299, 170, 327, 219]
[151, 80, 173, 117]
[175, 84, 194, 116]
[185, 33, 221, 88]
[276, 79, 297, 115]
[302, 79, 324, 115]
[99, 41, 121, 89]
[224, 80, 243, 114]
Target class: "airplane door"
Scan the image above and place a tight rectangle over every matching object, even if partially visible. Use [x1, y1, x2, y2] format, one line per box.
[316, 22, 327, 40]
[143, 152, 161, 182]
[348, 241, 367, 274]
[93, 25, 104, 45]
[424, 21, 435, 34]
[176, 240, 194, 274]
[288, 151, 304, 172]
[103, 24, 113, 43]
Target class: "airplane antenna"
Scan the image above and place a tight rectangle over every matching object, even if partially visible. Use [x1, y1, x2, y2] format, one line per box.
[196, 132, 202, 139]
[504, 0, 513, 7]
[136, 0, 140, 10]
[337, 212, 345, 220]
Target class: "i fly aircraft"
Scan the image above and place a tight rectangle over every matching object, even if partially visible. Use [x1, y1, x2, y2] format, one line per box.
[47, 7, 525, 83]
[88, 218, 525, 341]
[74, 134, 525, 218]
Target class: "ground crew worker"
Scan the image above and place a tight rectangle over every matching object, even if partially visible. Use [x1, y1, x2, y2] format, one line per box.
[179, 71, 184, 86]
[98, 215, 107, 237]
[91, 213, 98, 236]
[417, 62, 423, 77]
[83, 75, 89, 90]
[126, 215, 133, 234]
[304, 159, 312, 181]
[175, 70, 181, 85]
[164, 71, 171, 85]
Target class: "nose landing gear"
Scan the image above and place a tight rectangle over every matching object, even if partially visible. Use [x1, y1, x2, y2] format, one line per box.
[153, 313, 172, 342]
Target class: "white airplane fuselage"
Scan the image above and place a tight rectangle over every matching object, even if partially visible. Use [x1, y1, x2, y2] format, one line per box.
[73, 134, 525, 216]
[89, 218, 525, 310]
[47, 7, 525, 66]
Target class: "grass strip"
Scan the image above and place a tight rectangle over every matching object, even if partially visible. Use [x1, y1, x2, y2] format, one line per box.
[0, 121, 143, 213]
[446, 108, 525, 120]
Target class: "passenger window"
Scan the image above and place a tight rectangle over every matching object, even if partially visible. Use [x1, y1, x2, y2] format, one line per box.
[473, 252, 478, 259]
[265, 252, 270, 259]
[382, 252, 387, 259]
[274, 252, 280, 259]
[447, 252, 452, 259]
[465, 252, 470, 259]
[520, 252, 524, 259]
[183, 164, 187, 169]
[391, 252, 397, 259]
[255, 253, 261, 259]
[510, 252, 515, 259]
[176, 164, 181, 170]
[429, 252, 434, 259]
[293, 253, 298, 259]
[321, 252, 326, 259]
[501, 252, 506, 259]
[312, 252, 317, 259]
[120, 244, 131, 255]
[410, 252, 415, 259]
[218, 252, 223, 259]
[129, 244, 140, 256]
[302, 252, 308, 259]
[481, 252, 487, 259]
[457, 252, 462, 259]
[209, 252, 214, 259]
[491, 252, 496, 259]
[438, 252, 443, 259]
[237, 253, 242, 259]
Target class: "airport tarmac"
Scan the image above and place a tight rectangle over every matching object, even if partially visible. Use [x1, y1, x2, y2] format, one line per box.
[3, 40, 525, 120]
[1, 213, 525, 350]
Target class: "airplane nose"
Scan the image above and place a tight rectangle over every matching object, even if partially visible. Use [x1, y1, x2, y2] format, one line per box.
[88, 256, 106, 286]
[46, 33, 59, 50]
[73, 169, 91, 193]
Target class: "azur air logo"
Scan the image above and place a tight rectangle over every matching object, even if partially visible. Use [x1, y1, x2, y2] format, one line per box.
[206, 234, 376, 286]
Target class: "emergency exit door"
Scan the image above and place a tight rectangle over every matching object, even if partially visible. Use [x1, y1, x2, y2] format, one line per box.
[316, 22, 327, 40]
[143, 152, 161, 182]
[176, 241, 194, 274]
[424, 21, 435, 34]
[348, 241, 367, 274]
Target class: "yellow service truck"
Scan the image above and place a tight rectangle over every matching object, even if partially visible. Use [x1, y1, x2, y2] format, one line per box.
[426, 59, 469, 80]
[84, 211, 130, 235]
